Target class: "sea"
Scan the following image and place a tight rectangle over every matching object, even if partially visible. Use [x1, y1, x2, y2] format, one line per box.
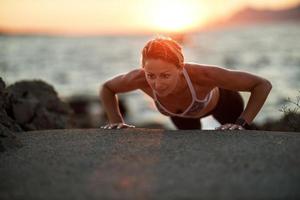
[1, 22, 299, 129]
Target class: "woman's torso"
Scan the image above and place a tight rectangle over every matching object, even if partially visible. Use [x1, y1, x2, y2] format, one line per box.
[139, 63, 220, 118]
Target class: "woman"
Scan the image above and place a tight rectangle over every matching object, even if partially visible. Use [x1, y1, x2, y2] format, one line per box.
[100, 36, 272, 130]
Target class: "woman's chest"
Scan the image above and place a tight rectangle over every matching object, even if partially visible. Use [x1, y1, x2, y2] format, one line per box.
[142, 84, 213, 113]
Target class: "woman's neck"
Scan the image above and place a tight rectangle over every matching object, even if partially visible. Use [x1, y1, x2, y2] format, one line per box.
[164, 71, 188, 99]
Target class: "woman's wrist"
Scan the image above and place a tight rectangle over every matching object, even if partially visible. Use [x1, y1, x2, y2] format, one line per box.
[109, 119, 124, 124]
[235, 117, 249, 127]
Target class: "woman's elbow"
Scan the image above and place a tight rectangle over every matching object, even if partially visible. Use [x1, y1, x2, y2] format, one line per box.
[99, 82, 114, 97]
[264, 79, 272, 92]
[260, 79, 272, 94]
[252, 79, 272, 94]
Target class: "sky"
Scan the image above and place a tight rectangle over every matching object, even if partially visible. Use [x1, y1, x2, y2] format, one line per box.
[0, 0, 299, 35]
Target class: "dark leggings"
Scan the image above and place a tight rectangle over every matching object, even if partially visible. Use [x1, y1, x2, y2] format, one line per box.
[170, 88, 244, 130]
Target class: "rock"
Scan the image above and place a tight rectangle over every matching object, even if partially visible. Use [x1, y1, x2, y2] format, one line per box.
[0, 77, 23, 152]
[67, 95, 128, 128]
[25, 107, 68, 130]
[0, 124, 23, 152]
[67, 96, 100, 128]
[0, 112, 22, 132]
[0, 78, 5, 89]
[0, 77, 6, 109]
[6, 80, 72, 131]
[0, 77, 22, 132]
[259, 112, 300, 131]
[12, 95, 39, 124]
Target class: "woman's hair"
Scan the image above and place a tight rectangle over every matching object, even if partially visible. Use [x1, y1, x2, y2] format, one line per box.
[141, 36, 184, 68]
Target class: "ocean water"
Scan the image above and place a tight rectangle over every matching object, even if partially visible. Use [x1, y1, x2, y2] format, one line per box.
[1, 22, 299, 129]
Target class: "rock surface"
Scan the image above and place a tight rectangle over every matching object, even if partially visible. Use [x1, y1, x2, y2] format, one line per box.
[6, 80, 72, 130]
[0, 78, 22, 132]
[1, 129, 299, 199]
[0, 78, 23, 152]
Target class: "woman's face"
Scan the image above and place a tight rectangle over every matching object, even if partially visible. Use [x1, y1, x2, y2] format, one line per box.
[143, 58, 182, 97]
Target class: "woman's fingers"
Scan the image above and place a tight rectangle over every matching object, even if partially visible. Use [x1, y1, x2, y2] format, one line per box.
[216, 123, 231, 130]
[116, 124, 124, 129]
[216, 123, 244, 130]
[100, 124, 110, 129]
[100, 123, 135, 130]
[116, 124, 136, 129]
[229, 124, 244, 130]
[223, 124, 232, 130]
[100, 123, 116, 129]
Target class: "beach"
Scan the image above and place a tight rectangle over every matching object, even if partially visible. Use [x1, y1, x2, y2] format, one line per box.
[1, 128, 300, 199]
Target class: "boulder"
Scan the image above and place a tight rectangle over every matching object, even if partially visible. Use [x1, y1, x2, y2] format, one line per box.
[259, 112, 300, 131]
[6, 80, 72, 131]
[67, 95, 127, 128]
[0, 124, 23, 152]
[0, 78, 22, 132]
[0, 77, 23, 152]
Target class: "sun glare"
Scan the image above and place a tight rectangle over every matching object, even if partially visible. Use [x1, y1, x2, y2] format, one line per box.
[148, 0, 204, 33]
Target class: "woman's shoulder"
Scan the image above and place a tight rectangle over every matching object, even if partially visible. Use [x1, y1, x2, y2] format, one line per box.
[184, 62, 212, 78]
[185, 62, 232, 76]
[184, 62, 222, 86]
[121, 67, 143, 79]
[184, 62, 219, 72]
[104, 68, 149, 93]
[125, 68, 148, 86]
[126, 68, 145, 77]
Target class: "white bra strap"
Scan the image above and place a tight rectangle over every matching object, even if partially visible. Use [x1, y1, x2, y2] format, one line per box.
[152, 90, 158, 101]
[182, 68, 197, 99]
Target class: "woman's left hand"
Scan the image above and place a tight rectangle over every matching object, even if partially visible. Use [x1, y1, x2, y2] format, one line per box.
[216, 123, 244, 130]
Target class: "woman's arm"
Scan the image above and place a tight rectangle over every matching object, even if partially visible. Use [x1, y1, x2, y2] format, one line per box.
[191, 64, 272, 127]
[99, 69, 146, 128]
[100, 84, 124, 124]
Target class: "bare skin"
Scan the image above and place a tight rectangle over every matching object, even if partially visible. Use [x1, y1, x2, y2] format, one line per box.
[100, 59, 272, 130]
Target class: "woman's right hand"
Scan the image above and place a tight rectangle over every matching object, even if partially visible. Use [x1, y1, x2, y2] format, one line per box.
[100, 122, 135, 129]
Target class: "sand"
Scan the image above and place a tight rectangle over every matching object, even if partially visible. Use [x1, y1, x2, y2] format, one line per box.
[1, 128, 300, 200]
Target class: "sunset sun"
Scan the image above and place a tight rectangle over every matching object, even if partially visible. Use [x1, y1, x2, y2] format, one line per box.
[148, 0, 204, 33]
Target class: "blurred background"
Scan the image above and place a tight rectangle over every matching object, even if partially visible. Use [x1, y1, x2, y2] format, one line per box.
[0, 0, 300, 129]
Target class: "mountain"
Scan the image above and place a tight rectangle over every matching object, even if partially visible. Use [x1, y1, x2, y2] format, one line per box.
[204, 4, 300, 29]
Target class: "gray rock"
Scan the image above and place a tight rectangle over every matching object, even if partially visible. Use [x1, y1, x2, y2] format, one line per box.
[0, 77, 6, 109]
[6, 80, 72, 131]
[0, 77, 23, 152]
[0, 77, 22, 132]
[0, 124, 23, 152]
[67, 95, 127, 128]
[12, 95, 39, 124]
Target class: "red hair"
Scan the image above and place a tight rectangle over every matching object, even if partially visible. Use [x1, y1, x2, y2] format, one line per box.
[141, 36, 184, 68]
